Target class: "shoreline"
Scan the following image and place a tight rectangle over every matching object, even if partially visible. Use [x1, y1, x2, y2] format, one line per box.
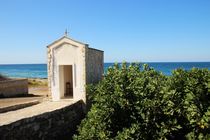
[3, 77, 48, 87]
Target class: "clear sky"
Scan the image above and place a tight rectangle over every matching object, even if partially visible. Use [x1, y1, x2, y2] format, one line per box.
[0, 0, 210, 64]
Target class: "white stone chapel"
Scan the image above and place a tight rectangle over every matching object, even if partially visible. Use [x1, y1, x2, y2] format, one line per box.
[47, 33, 104, 102]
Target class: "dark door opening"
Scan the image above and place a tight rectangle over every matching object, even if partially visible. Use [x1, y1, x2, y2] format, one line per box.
[63, 65, 73, 98]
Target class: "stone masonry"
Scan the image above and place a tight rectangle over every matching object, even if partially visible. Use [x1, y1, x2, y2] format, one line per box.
[0, 100, 85, 140]
[0, 79, 28, 97]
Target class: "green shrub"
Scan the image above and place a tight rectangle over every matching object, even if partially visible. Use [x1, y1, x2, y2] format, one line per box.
[74, 63, 210, 140]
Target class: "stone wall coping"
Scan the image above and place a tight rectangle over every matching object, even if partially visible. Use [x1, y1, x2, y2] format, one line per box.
[0, 99, 77, 126]
[0, 100, 40, 113]
[0, 78, 28, 83]
[88, 47, 104, 52]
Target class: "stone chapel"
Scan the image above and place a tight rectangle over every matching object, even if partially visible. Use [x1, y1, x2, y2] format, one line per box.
[47, 34, 104, 102]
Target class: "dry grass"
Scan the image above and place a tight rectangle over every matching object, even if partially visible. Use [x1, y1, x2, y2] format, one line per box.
[28, 78, 48, 87]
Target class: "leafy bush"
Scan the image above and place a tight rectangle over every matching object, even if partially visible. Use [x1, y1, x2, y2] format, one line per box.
[74, 63, 210, 140]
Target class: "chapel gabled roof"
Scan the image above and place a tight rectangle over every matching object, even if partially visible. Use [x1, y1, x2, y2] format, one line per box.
[47, 35, 88, 48]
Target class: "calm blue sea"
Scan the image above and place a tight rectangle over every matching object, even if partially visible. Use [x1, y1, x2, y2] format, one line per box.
[0, 62, 210, 78]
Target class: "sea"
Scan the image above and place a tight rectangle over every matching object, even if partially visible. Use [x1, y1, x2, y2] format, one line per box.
[0, 62, 210, 78]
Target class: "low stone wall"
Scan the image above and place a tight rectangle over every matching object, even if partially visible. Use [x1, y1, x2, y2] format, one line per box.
[0, 100, 85, 140]
[0, 100, 40, 113]
[0, 79, 28, 97]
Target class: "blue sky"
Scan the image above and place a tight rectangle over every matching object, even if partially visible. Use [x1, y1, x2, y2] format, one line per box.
[0, 0, 210, 64]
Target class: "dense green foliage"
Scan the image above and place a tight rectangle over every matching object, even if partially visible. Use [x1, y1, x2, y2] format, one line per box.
[74, 63, 210, 140]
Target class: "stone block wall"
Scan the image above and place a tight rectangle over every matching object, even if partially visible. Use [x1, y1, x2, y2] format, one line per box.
[85, 48, 104, 84]
[0, 79, 28, 97]
[0, 100, 85, 140]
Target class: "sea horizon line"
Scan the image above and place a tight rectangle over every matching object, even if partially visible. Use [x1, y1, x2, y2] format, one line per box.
[0, 61, 210, 65]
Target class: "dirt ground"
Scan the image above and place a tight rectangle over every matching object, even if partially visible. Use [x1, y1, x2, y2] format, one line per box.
[29, 86, 49, 96]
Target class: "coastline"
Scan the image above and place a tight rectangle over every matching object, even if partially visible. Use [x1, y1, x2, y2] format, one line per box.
[0, 62, 210, 78]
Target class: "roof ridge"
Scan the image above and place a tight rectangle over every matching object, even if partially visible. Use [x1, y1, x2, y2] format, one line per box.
[47, 36, 88, 48]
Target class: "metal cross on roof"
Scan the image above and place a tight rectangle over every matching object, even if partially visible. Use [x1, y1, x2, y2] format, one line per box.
[64, 29, 69, 37]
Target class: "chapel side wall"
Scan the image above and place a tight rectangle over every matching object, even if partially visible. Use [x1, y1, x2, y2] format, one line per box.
[85, 48, 104, 85]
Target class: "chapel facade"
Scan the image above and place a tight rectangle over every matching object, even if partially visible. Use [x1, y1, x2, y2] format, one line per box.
[47, 34, 104, 102]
